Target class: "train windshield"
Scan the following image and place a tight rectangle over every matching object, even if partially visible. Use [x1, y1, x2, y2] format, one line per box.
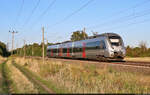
[109, 36, 123, 46]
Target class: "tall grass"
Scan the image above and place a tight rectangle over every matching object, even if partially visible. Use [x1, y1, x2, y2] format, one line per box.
[7, 60, 38, 93]
[0, 61, 4, 93]
[14, 57, 150, 93]
[125, 57, 150, 62]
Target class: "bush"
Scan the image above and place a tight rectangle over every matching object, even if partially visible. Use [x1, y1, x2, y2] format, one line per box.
[126, 41, 150, 57]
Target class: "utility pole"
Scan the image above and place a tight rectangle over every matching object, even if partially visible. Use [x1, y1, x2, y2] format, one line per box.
[9, 30, 18, 55]
[46, 39, 48, 58]
[6, 42, 9, 52]
[32, 45, 34, 56]
[16, 42, 18, 56]
[83, 27, 86, 39]
[24, 39, 26, 59]
[42, 27, 45, 64]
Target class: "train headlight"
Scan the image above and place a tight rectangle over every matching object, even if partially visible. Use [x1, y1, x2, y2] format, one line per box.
[111, 54, 114, 57]
[110, 50, 114, 57]
[122, 49, 126, 56]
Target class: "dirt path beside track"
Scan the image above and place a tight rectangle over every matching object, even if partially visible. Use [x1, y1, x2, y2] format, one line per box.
[12, 60, 54, 94]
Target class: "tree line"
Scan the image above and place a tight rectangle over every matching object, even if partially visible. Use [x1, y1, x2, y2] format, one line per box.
[0, 41, 10, 57]
[13, 42, 150, 57]
[13, 43, 53, 57]
[126, 41, 150, 57]
[0, 30, 149, 57]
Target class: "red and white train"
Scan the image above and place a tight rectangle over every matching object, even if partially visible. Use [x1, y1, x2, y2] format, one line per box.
[47, 33, 126, 61]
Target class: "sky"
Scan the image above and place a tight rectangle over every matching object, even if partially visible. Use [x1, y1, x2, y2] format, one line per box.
[0, 0, 150, 50]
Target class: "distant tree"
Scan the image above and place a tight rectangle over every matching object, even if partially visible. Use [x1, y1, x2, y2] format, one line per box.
[139, 41, 147, 53]
[71, 30, 88, 41]
[13, 42, 51, 57]
[0, 48, 2, 55]
[47, 43, 54, 46]
[0, 41, 10, 57]
[126, 41, 150, 57]
[126, 45, 132, 56]
[33, 43, 39, 47]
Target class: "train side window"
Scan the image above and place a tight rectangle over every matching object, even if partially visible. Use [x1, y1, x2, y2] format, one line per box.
[63, 48, 67, 53]
[95, 41, 100, 49]
[73, 47, 78, 52]
[86, 41, 100, 50]
[77, 47, 81, 52]
[47, 49, 51, 52]
[53, 49, 55, 53]
[73, 47, 76, 52]
[53, 49, 57, 53]
[103, 41, 106, 49]
[63, 48, 65, 53]
[69, 48, 72, 53]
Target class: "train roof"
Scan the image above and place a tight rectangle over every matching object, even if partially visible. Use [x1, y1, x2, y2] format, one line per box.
[88, 33, 120, 39]
[48, 33, 120, 46]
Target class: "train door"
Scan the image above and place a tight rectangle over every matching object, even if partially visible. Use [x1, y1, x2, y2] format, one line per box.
[86, 41, 100, 59]
[51, 49, 53, 57]
[57, 45, 59, 57]
[99, 40, 106, 57]
[71, 42, 75, 57]
[59, 45, 63, 57]
[82, 42, 86, 58]
[67, 44, 70, 57]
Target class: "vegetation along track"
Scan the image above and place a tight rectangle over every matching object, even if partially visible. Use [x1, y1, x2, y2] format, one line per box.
[25, 56, 150, 68]
[1, 60, 12, 93]
[109, 61, 150, 68]
[12, 60, 54, 94]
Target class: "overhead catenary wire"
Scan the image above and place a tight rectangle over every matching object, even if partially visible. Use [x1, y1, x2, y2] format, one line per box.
[86, 0, 150, 30]
[86, 8, 150, 30]
[100, 18, 150, 33]
[14, 0, 25, 29]
[46, 0, 94, 29]
[46, 0, 149, 37]
[110, 0, 150, 17]
[22, 0, 41, 27]
[89, 9, 150, 28]
[29, 0, 57, 30]
[94, 9, 150, 32]
[46, 8, 150, 38]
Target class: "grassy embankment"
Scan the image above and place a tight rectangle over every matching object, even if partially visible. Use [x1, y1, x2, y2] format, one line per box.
[0, 56, 5, 92]
[0, 59, 17, 93]
[0, 56, 47, 94]
[14, 57, 150, 93]
[125, 57, 150, 62]
[7, 59, 39, 93]
[11, 60, 54, 93]
[11, 58, 68, 94]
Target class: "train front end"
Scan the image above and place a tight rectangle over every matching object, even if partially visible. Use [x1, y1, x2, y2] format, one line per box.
[107, 33, 126, 60]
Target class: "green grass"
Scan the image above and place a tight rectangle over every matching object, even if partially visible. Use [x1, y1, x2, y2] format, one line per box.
[0, 60, 18, 93]
[34, 74, 69, 93]
[42, 63, 150, 93]
[12, 60, 69, 94]
[12, 61, 47, 93]
[0, 62, 3, 93]
[14, 57, 150, 93]
[1, 60, 12, 93]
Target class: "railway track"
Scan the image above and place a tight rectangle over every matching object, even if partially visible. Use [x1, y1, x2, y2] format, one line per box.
[19, 56, 150, 76]
[23, 56, 150, 68]
[109, 61, 150, 68]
